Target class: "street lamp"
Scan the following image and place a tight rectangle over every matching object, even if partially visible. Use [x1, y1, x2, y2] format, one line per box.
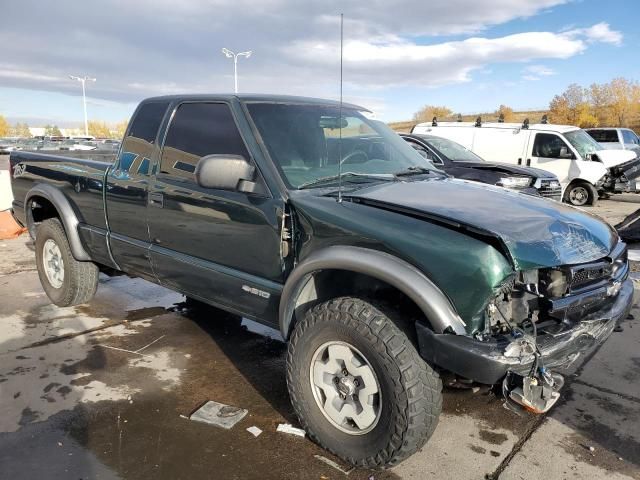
[221, 48, 252, 93]
[69, 75, 96, 136]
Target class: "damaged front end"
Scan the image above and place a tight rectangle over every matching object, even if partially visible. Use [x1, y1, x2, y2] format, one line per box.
[416, 242, 633, 413]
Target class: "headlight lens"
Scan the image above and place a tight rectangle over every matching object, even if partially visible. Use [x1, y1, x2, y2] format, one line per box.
[498, 177, 532, 189]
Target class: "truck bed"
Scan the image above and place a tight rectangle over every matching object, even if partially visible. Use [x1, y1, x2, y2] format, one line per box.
[10, 151, 113, 232]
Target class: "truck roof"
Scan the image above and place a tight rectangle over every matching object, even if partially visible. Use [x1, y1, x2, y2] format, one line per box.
[142, 94, 368, 111]
[415, 121, 580, 133]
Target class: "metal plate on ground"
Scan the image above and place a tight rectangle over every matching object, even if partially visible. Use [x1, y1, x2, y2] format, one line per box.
[189, 400, 248, 429]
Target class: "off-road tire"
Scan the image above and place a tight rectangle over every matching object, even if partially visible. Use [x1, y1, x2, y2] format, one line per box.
[35, 218, 99, 307]
[286, 297, 442, 468]
[564, 181, 598, 207]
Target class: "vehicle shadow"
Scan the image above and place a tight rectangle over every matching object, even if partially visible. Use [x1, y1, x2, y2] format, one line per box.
[176, 300, 298, 425]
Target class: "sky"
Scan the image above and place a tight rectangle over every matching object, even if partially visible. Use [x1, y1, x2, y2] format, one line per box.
[0, 0, 638, 126]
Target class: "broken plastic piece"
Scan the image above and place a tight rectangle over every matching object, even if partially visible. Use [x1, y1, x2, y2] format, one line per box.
[190, 400, 248, 429]
[502, 371, 562, 414]
[246, 426, 262, 437]
[276, 423, 305, 437]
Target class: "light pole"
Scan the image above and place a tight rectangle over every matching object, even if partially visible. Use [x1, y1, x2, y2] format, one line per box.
[69, 75, 96, 136]
[221, 48, 252, 93]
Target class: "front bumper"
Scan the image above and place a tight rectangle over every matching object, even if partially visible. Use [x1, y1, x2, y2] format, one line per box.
[416, 278, 634, 385]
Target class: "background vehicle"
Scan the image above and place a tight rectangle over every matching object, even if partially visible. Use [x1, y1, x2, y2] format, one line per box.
[586, 127, 640, 154]
[9, 95, 633, 468]
[401, 133, 562, 200]
[412, 119, 640, 206]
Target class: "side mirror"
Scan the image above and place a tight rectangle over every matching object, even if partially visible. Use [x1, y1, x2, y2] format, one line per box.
[195, 155, 257, 192]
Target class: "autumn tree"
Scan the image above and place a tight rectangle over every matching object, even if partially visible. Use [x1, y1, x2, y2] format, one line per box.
[495, 105, 515, 122]
[548, 84, 596, 127]
[0, 115, 10, 137]
[11, 122, 31, 137]
[112, 119, 129, 140]
[44, 124, 62, 136]
[607, 77, 640, 126]
[87, 120, 111, 138]
[413, 105, 453, 123]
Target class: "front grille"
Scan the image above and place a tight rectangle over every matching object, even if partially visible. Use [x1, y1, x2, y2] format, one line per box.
[568, 242, 628, 293]
[538, 180, 562, 200]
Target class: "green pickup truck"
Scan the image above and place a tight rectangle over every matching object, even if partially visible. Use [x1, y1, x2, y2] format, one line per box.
[10, 95, 633, 468]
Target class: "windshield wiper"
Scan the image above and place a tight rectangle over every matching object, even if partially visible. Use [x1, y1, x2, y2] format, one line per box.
[393, 166, 433, 177]
[298, 172, 396, 190]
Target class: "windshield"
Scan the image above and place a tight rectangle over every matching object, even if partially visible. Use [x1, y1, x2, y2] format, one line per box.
[422, 136, 484, 163]
[564, 129, 602, 158]
[247, 103, 439, 189]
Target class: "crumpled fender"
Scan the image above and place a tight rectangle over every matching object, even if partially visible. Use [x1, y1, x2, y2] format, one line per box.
[278, 245, 468, 339]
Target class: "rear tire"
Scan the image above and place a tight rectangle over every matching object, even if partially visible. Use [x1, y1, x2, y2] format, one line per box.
[35, 218, 99, 307]
[564, 181, 597, 207]
[286, 297, 442, 468]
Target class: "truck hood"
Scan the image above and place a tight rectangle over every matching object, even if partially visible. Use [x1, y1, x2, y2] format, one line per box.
[595, 149, 637, 168]
[345, 178, 616, 269]
[455, 162, 556, 179]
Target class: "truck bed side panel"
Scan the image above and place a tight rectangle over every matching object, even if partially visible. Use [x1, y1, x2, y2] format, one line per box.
[10, 151, 114, 265]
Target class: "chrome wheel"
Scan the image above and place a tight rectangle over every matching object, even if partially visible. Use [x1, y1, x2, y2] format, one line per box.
[42, 239, 64, 289]
[310, 341, 381, 435]
[569, 186, 589, 206]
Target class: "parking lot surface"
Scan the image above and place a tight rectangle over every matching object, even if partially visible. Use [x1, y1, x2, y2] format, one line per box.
[1, 196, 639, 480]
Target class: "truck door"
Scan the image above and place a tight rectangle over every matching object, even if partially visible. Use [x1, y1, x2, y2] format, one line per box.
[525, 132, 576, 187]
[147, 101, 283, 324]
[105, 100, 170, 279]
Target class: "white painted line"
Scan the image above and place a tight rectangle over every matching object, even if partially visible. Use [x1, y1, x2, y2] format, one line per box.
[313, 455, 353, 475]
[134, 334, 166, 353]
[97, 344, 154, 358]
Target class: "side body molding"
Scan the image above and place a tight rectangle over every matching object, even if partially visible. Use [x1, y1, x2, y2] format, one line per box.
[279, 246, 468, 339]
[25, 184, 91, 261]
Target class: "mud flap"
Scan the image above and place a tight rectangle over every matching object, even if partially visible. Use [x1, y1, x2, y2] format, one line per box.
[502, 370, 564, 414]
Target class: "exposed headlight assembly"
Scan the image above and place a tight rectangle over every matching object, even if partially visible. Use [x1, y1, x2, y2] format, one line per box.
[498, 177, 532, 189]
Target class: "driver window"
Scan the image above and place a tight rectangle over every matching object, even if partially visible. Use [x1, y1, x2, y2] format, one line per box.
[532, 133, 574, 159]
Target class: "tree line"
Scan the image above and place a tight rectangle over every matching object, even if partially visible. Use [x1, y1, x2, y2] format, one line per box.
[0, 116, 128, 139]
[412, 77, 640, 130]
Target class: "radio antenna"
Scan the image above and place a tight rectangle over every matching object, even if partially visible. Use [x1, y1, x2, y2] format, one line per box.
[337, 13, 344, 203]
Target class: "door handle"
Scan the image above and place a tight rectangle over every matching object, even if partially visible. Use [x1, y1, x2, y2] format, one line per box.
[526, 159, 531, 166]
[148, 192, 164, 208]
[517, 158, 522, 165]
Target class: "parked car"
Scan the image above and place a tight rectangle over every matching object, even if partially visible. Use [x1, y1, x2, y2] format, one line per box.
[412, 119, 640, 206]
[585, 127, 640, 154]
[10, 95, 633, 468]
[400, 133, 562, 200]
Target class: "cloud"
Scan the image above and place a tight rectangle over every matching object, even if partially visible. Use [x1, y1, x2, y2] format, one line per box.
[522, 64, 555, 81]
[567, 22, 623, 46]
[0, 0, 621, 114]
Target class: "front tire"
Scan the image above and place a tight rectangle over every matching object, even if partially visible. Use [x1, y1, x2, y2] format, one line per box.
[286, 297, 442, 468]
[564, 181, 597, 207]
[35, 218, 99, 307]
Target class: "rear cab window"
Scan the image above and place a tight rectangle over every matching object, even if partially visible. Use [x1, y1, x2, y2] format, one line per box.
[587, 129, 620, 143]
[115, 101, 170, 176]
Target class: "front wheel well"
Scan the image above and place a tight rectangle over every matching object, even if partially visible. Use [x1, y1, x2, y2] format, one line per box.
[288, 269, 431, 346]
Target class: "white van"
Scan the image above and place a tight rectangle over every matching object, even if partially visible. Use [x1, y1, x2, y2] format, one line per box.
[412, 119, 640, 206]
